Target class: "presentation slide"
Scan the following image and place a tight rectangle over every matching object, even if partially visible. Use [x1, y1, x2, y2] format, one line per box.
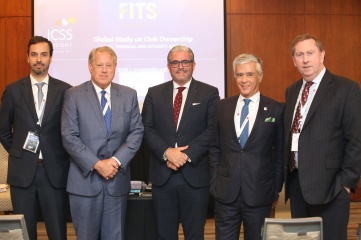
[33, 0, 225, 102]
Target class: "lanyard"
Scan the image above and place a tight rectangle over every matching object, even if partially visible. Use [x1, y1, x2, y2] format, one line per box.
[36, 99, 46, 126]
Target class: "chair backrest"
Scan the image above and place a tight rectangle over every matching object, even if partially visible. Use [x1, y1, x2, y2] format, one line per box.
[0, 214, 29, 240]
[262, 217, 323, 240]
[0, 143, 9, 183]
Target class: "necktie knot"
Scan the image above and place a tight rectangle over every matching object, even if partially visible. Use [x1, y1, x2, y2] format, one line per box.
[243, 98, 251, 105]
[177, 87, 186, 93]
[35, 82, 45, 89]
[101, 90, 107, 98]
[305, 82, 313, 88]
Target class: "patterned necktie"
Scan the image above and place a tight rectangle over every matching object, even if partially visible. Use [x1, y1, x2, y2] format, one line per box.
[173, 87, 186, 128]
[239, 98, 251, 148]
[35, 82, 45, 110]
[289, 82, 313, 172]
[101, 90, 111, 134]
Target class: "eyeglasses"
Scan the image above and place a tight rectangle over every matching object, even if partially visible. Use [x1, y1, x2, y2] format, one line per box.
[169, 60, 193, 68]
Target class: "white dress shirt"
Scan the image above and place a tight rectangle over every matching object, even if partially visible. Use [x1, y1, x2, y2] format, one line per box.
[234, 92, 260, 142]
[30, 75, 49, 159]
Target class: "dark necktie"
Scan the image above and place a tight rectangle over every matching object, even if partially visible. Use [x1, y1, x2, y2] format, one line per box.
[173, 87, 186, 128]
[239, 98, 251, 148]
[101, 90, 111, 134]
[289, 82, 313, 172]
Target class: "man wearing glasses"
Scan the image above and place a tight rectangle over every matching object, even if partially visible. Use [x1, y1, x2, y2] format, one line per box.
[142, 45, 219, 239]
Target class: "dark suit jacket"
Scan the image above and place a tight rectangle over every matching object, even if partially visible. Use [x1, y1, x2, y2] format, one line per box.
[142, 79, 219, 187]
[284, 70, 361, 204]
[0, 76, 71, 188]
[210, 95, 284, 206]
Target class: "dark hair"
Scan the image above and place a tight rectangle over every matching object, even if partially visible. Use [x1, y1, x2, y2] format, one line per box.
[27, 36, 54, 57]
[291, 34, 324, 56]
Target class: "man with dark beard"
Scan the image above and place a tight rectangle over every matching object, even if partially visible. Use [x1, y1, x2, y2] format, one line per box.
[0, 36, 71, 240]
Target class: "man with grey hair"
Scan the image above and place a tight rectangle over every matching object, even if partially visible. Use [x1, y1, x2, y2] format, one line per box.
[210, 53, 284, 240]
[142, 45, 219, 239]
[61, 46, 144, 240]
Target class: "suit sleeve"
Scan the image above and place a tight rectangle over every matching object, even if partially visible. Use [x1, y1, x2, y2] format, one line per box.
[209, 100, 222, 187]
[61, 90, 99, 176]
[273, 104, 285, 197]
[0, 87, 14, 151]
[341, 82, 361, 191]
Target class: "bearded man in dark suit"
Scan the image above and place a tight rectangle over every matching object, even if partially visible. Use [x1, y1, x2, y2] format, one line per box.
[0, 36, 71, 240]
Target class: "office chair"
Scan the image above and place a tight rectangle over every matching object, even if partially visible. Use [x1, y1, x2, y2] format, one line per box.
[262, 217, 323, 240]
[0, 143, 12, 213]
[0, 214, 29, 240]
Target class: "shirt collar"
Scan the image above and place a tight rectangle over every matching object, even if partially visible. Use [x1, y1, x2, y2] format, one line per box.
[303, 67, 326, 85]
[173, 78, 192, 90]
[92, 81, 111, 95]
[239, 91, 260, 103]
[30, 74, 49, 85]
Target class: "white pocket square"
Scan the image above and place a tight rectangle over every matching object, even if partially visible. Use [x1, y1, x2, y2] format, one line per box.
[192, 103, 201, 106]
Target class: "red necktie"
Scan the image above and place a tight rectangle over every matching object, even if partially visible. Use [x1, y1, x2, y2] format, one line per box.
[289, 82, 313, 172]
[174, 87, 186, 128]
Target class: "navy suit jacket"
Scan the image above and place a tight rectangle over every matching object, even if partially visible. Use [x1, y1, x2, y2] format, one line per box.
[210, 95, 284, 206]
[0, 76, 71, 188]
[61, 81, 144, 196]
[284, 70, 361, 204]
[142, 79, 219, 187]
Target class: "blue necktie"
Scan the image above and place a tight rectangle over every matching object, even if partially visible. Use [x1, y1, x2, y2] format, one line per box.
[101, 90, 111, 134]
[239, 99, 251, 148]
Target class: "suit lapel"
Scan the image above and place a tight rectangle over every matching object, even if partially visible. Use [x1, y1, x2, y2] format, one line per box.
[41, 77, 59, 125]
[84, 81, 108, 135]
[20, 77, 38, 123]
[110, 83, 121, 134]
[285, 81, 303, 133]
[245, 95, 269, 147]
[178, 79, 197, 130]
[303, 71, 333, 128]
[163, 81, 175, 129]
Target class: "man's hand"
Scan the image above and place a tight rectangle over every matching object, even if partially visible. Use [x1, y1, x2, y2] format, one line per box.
[93, 158, 119, 179]
[272, 198, 279, 208]
[165, 146, 188, 169]
[166, 161, 179, 171]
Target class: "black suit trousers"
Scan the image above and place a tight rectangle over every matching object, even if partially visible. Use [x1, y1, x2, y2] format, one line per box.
[152, 171, 209, 240]
[214, 190, 271, 240]
[10, 165, 67, 240]
[288, 170, 349, 240]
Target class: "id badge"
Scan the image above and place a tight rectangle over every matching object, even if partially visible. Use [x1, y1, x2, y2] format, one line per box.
[23, 131, 40, 153]
[291, 133, 299, 152]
